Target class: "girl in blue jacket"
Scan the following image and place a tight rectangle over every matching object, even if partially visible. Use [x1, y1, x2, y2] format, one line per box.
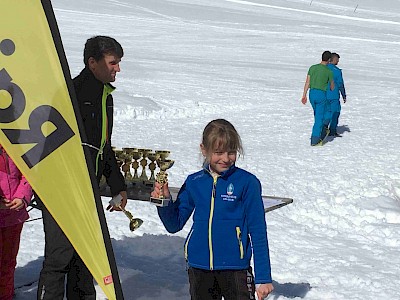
[152, 119, 273, 300]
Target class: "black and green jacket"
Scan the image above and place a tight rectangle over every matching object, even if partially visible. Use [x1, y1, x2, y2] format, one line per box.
[73, 67, 126, 196]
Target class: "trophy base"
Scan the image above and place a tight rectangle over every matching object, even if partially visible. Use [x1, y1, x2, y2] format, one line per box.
[149, 197, 170, 207]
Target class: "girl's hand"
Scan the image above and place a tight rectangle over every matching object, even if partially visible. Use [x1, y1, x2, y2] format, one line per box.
[151, 182, 170, 199]
[5, 198, 25, 211]
[256, 283, 274, 299]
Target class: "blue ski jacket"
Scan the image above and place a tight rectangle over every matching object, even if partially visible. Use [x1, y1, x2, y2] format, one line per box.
[157, 164, 272, 284]
[327, 64, 346, 100]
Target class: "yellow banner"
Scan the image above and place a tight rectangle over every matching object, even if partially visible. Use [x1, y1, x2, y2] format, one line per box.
[0, 1, 119, 299]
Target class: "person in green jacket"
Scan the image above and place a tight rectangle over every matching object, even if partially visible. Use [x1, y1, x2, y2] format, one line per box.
[301, 51, 334, 146]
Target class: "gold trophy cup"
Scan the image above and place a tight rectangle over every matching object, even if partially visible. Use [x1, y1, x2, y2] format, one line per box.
[149, 157, 174, 207]
[109, 194, 143, 231]
[131, 150, 143, 182]
[146, 151, 161, 184]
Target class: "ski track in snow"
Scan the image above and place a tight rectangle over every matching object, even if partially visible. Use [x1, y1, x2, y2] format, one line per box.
[225, 0, 400, 25]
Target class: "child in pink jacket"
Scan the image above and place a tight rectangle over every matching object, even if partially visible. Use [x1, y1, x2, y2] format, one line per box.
[0, 145, 33, 300]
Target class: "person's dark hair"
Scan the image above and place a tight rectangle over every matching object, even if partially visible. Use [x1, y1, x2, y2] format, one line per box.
[202, 119, 243, 157]
[83, 36, 124, 66]
[322, 50, 332, 62]
[331, 53, 340, 59]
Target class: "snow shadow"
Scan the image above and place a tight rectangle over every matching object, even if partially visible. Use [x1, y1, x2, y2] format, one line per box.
[14, 257, 43, 291]
[113, 234, 312, 299]
[337, 124, 351, 134]
[14, 234, 189, 299]
[112, 234, 190, 299]
[14, 234, 311, 299]
[325, 124, 351, 144]
[270, 280, 311, 299]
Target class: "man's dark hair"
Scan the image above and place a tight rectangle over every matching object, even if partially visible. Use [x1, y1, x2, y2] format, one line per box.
[322, 50, 332, 62]
[331, 53, 340, 59]
[83, 36, 124, 66]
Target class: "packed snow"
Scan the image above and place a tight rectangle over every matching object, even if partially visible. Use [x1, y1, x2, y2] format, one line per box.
[13, 0, 400, 299]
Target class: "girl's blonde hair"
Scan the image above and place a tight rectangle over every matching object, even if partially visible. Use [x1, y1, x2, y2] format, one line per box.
[201, 119, 243, 156]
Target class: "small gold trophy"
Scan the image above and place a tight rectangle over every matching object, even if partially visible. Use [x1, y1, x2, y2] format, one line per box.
[131, 149, 143, 182]
[146, 151, 161, 184]
[150, 152, 174, 207]
[137, 148, 152, 182]
[109, 194, 143, 231]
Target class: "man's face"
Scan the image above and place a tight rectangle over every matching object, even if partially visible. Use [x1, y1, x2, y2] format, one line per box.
[89, 53, 121, 84]
[331, 56, 339, 65]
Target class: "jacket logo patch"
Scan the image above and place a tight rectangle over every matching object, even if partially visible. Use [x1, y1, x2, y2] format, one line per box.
[227, 183, 234, 195]
[221, 183, 236, 201]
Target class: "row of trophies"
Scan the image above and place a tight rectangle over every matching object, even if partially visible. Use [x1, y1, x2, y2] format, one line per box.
[110, 147, 175, 232]
[113, 148, 174, 186]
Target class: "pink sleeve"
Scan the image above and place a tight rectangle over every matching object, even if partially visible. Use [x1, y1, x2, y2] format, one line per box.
[13, 175, 33, 204]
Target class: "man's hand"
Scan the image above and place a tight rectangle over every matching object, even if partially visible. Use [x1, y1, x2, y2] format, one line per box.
[256, 283, 274, 299]
[107, 191, 127, 212]
[301, 95, 307, 105]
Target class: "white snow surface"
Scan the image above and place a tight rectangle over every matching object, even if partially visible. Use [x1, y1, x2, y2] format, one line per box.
[14, 0, 400, 299]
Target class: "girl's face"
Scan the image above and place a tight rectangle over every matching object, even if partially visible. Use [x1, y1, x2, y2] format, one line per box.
[201, 144, 237, 174]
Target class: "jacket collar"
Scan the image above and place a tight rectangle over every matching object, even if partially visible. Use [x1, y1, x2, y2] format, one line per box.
[79, 67, 116, 92]
[202, 163, 236, 179]
[328, 63, 341, 71]
[104, 82, 116, 95]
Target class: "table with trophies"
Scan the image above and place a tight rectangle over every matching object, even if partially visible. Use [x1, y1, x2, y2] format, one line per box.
[99, 147, 174, 204]
[99, 147, 176, 231]
[100, 147, 293, 231]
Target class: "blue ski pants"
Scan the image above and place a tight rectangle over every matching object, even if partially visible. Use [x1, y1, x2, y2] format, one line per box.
[327, 98, 341, 135]
[309, 89, 330, 144]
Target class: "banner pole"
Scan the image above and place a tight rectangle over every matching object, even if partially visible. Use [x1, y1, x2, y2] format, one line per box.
[40, 1, 124, 298]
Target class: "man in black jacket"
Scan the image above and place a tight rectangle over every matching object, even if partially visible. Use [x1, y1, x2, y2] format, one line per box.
[37, 36, 127, 300]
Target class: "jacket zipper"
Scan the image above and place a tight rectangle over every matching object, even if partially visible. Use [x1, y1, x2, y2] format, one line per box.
[208, 175, 218, 270]
[95, 85, 113, 175]
[236, 227, 244, 259]
[184, 228, 194, 261]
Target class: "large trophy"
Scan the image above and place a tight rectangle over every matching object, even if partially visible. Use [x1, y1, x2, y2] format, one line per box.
[149, 151, 174, 207]
[109, 194, 143, 231]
